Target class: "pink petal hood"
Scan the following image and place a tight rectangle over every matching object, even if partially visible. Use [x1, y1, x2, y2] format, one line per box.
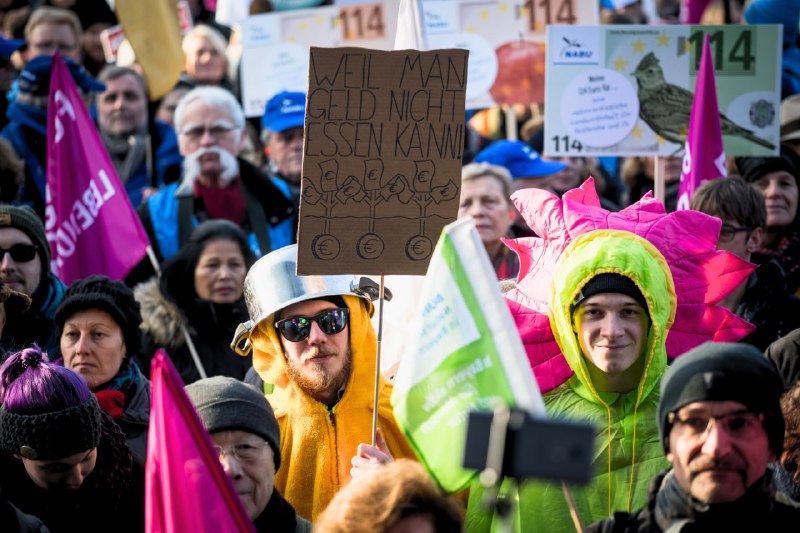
[504, 179, 756, 393]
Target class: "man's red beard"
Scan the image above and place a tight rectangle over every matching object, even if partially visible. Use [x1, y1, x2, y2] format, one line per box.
[286, 345, 353, 400]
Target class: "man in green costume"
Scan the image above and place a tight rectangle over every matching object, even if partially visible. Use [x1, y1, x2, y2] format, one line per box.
[467, 229, 675, 532]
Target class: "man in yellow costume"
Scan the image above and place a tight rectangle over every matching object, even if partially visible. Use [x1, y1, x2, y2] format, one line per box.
[232, 245, 415, 521]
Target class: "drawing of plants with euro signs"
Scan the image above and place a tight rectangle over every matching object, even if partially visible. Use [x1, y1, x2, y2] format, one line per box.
[303, 158, 342, 260]
[410, 160, 458, 259]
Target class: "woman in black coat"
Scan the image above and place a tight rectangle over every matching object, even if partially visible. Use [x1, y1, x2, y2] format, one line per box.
[136, 220, 256, 384]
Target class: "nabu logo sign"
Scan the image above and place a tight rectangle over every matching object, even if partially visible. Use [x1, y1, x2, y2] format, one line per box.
[559, 37, 592, 59]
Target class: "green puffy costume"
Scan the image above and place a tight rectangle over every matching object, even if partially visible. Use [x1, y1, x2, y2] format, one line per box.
[466, 230, 676, 532]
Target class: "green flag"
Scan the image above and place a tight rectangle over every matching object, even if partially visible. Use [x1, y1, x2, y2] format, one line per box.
[391, 218, 545, 492]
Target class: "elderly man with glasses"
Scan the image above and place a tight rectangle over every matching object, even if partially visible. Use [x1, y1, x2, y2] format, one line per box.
[588, 342, 800, 532]
[0, 205, 65, 356]
[139, 87, 295, 263]
[232, 245, 416, 521]
[690, 175, 800, 351]
[186, 375, 312, 532]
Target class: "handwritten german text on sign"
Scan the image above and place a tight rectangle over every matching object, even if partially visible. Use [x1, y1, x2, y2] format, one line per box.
[297, 47, 468, 275]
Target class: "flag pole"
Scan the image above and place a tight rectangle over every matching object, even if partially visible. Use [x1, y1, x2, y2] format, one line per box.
[654, 156, 665, 205]
[562, 482, 585, 533]
[371, 273, 385, 446]
[145, 245, 208, 380]
[505, 106, 518, 141]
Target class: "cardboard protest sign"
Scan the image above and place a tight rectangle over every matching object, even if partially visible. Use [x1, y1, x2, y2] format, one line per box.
[240, 2, 395, 117]
[544, 24, 781, 156]
[297, 47, 468, 275]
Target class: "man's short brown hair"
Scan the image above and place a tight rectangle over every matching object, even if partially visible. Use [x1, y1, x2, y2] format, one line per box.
[690, 175, 766, 230]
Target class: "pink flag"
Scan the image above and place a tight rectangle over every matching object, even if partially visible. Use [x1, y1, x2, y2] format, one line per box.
[45, 53, 149, 285]
[680, 0, 714, 24]
[146, 350, 255, 533]
[677, 34, 727, 211]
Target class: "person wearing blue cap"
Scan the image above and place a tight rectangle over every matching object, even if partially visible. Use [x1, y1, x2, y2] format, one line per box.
[260, 91, 306, 214]
[473, 140, 567, 236]
[0, 53, 105, 217]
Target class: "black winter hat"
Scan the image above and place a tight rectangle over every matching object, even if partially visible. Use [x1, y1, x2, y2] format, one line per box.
[574, 273, 648, 312]
[0, 395, 103, 460]
[736, 145, 800, 185]
[185, 376, 282, 470]
[0, 204, 50, 281]
[658, 342, 784, 457]
[55, 276, 143, 358]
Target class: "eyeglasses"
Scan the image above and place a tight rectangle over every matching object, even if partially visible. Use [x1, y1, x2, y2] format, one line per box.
[180, 123, 238, 141]
[0, 244, 38, 263]
[213, 441, 269, 463]
[719, 224, 752, 243]
[668, 409, 764, 442]
[273, 127, 304, 144]
[274, 308, 349, 342]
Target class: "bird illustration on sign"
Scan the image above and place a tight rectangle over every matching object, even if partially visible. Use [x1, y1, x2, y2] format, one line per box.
[631, 52, 775, 152]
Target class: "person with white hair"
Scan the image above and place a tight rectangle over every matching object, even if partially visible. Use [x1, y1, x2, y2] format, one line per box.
[138, 86, 295, 262]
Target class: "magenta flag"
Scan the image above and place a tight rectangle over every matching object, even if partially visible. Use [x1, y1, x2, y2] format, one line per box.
[45, 53, 149, 285]
[677, 34, 727, 211]
[146, 350, 256, 533]
[680, 0, 714, 24]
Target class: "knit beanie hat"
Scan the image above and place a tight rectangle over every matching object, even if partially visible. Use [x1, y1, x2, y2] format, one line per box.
[0, 204, 50, 280]
[0, 395, 103, 460]
[658, 342, 784, 457]
[55, 276, 143, 357]
[735, 145, 800, 185]
[185, 376, 281, 469]
[574, 273, 648, 312]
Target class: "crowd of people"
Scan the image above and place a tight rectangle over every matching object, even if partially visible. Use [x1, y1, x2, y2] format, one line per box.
[0, 0, 798, 531]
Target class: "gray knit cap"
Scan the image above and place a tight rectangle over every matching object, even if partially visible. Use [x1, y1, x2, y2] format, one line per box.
[658, 342, 784, 457]
[185, 376, 281, 469]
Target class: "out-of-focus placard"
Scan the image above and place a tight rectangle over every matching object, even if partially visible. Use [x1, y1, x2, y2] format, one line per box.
[544, 24, 782, 156]
[297, 47, 468, 275]
[100, 25, 127, 63]
[240, 3, 395, 117]
[421, 0, 595, 108]
[177, 0, 194, 34]
[521, 0, 599, 41]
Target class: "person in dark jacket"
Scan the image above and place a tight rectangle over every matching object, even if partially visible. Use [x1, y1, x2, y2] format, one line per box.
[766, 328, 800, 392]
[0, 54, 104, 217]
[736, 146, 800, 295]
[135, 220, 255, 384]
[185, 376, 311, 533]
[0, 205, 65, 357]
[588, 342, 800, 532]
[54, 276, 150, 465]
[95, 66, 182, 208]
[0, 346, 144, 533]
[691, 176, 800, 350]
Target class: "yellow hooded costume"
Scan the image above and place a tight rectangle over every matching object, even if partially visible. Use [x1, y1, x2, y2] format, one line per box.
[249, 294, 416, 521]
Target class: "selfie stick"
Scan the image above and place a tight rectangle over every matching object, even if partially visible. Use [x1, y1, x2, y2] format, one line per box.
[479, 406, 585, 533]
[371, 274, 385, 447]
[146, 245, 208, 379]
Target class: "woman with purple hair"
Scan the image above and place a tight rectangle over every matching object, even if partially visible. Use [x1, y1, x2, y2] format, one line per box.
[0, 346, 144, 532]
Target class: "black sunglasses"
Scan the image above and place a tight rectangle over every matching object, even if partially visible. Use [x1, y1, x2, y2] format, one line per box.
[274, 308, 349, 342]
[0, 244, 38, 263]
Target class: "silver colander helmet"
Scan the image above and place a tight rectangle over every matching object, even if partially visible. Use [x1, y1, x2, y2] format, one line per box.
[232, 245, 387, 355]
